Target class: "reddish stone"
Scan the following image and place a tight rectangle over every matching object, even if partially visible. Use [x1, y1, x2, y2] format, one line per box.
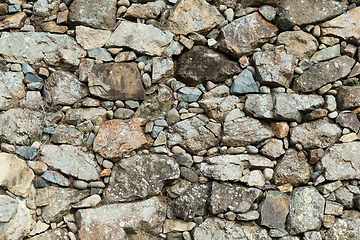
[343, 44, 357, 58]
[260, 191, 290, 229]
[0, 12, 27, 30]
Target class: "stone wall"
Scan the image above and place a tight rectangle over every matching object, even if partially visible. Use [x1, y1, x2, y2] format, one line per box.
[1, 0, 360, 239]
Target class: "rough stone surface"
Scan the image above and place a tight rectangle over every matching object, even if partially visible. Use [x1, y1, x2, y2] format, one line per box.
[325, 210, 360, 240]
[230, 69, 259, 95]
[124, 1, 166, 20]
[75, 26, 111, 50]
[199, 95, 239, 122]
[260, 138, 285, 159]
[337, 86, 360, 110]
[51, 125, 84, 145]
[336, 112, 360, 132]
[260, 191, 290, 229]
[0, 72, 26, 111]
[64, 107, 107, 126]
[28, 229, 68, 240]
[277, 30, 318, 59]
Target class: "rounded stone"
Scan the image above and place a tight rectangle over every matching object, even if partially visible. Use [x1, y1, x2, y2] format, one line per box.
[263, 168, 274, 181]
[224, 8, 234, 22]
[246, 145, 258, 154]
[102, 160, 114, 169]
[294, 67, 303, 75]
[328, 111, 339, 119]
[260, 86, 271, 94]
[73, 180, 88, 190]
[137, 62, 145, 71]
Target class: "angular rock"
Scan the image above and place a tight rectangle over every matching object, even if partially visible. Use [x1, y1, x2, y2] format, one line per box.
[69, 0, 117, 30]
[104, 154, 179, 203]
[175, 45, 240, 86]
[31, 0, 60, 25]
[270, 122, 289, 138]
[28, 229, 68, 240]
[0, 108, 44, 146]
[72, 195, 101, 208]
[0, 195, 18, 223]
[303, 109, 328, 121]
[322, 142, 360, 180]
[0, 11, 26, 30]
[310, 44, 341, 62]
[177, 87, 203, 102]
[222, 117, 274, 147]
[41, 171, 70, 187]
[75, 26, 111, 50]
[290, 119, 341, 149]
[287, 187, 325, 235]
[152, 57, 174, 83]
[293, 56, 355, 93]
[40, 145, 99, 181]
[0, 32, 86, 69]
[93, 118, 148, 160]
[325, 210, 360, 240]
[166, 0, 224, 35]
[240, 170, 265, 189]
[163, 219, 196, 233]
[198, 95, 239, 122]
[106, 21, 173, 56]
[337, 86, 360, 110]
[260, 138, 285, 159]
[245, 93, 324, 122]
[87, 48, 113, 62]
[276, 0, 348, 30]
[336, 112, 360, 132]
[51, 125, 84, 145]
[0, 72, 26, 110]
[217, 12, 278, 58]
[88, 62, 145, 101]
[260, 191, 290, 229]
[40, 21, 67, 33]
[19, 91, 45, 110]
[124, 1, 166, 20]
[277, 30, 318, 59]
[230, 69, 259, 95]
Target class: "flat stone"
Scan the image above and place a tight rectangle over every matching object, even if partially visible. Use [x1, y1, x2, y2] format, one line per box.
[87, 48, 113, 62]
[236, 211, 260, 221]
[325, 210, 360, 240]
[15, 146, 37, 160]
[75, 26, 112, 50]
[41, 171, 70, 187]
[260, 138, 285, 159]
[336, 112, 360, 132]
[199, 96, 239, 122]
[20, 91, 45, 110]
[27, 161, 48, 175]
[240, 170, 265, 189]
[28, 229, 69, 240]
[104, 154, 179, 203]
[40, 21, 67, 33]
[0, 11, 26, 30]
[93, 118, 148, 160]
[337, 86, 360, 110]
[152, 57, 174, 83]
[217, 12, 278, 58]
[325, 201, 343, 216]
[163, 220, 196, 233]
[0, 71, 26, 111]
[0, 194, 18, 223]
[293, 56, 355, 93]
[260, 191, 290, 229]
[40, 145, 99, 181]
[88, 62, 145, 101]
[113, 108, 134, 119]
[29, 221, 50, 236]
[310, 44, 341, 62]
[270, 122, 289, 138]
[230, 69, 259, 95]
[303, 109, 328, 121]
[277, 30, 318, 59]
[124, 1, 166, 20]
[72, 195, 101, 208]
[317, 181, 343, 195]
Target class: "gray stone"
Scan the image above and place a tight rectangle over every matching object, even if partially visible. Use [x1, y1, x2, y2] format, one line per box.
[303, 231, 322, 240]
[31, 0, 60, 25]
[19, 91, 45, 110]
[87, 48, 114, 62]
[277, 30, 318, 59]
[73, 180, 88, 190]
[15, 146, 37, 160]
[230, 69, 259, 95]
[177, 87, 203, 102]
[336, 112, 360, 132]
[0, 195, 18, 222]
[310, 44, 341, 62]
[27, 161, 48, 175]
[113, 108, 135, 119]
[335, 187, 354, 208]
[41, 171, 70, 187]
[72, 195, 101, 208]
[259, 5, 276, 21]
[0, 72, 26, 110]
[124, 1, 166, 20]
[51, 125, 84, 146]
[28, 229, 69, 240]
[260, 191, 290, 229]
[337, 86, 360, 110]
[325, 211, 360, 240]
[173, 152, 193, 168]
[260, 138, 285, 159]
[180, 167, 199, 183]
[198, 96, 239, 122]
[64, 108, 107, 126]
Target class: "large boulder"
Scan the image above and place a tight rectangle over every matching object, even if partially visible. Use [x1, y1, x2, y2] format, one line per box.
[0, 72, 26, 110]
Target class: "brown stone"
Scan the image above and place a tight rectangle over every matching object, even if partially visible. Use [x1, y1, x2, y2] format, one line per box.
[93, 118, 148, 160]
[99, 169, 111, 177]
[270, 122, 289, 138]
[75, 26, 111, 50]
[336, 112, 360, 133]
[309, 148, 325, 165]
[260, 191, 290, 229]
[124, 1, 165, 20]
[260, 138, 285, 159]
[278, 183, 293, 194]
[348, 62, 360, 78]
[88, 62, 145, 101]
[0, 12, 26, 30]
[303, 109, 328, 121]
[343, 44, 357, 58]
[57, 10, 68, 24]
[40, 21, 67, 33]
[241, 0, 276, 7]
[337, 86, 360, 110]
[0, 3, 8, 16]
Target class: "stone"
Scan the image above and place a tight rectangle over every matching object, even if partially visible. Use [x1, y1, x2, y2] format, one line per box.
[0, 72, 25, 110]
[287, 187, 325, 235]
[40, 21, 67, 33]
[236, 211, 260, 221]
[113, 108, 135, 119]
[336, 112, 360, 132]
[199, 96, 239, 122]
[41, 171, 70, 187]
[166, 0, 224, 35]
[104, 154, 179, 203]
[259, 5, 276, 21]
[253, 46, 297, 88]
[310, 44, 341, 62]
[31, 0, 60, 25]
[69, 0, 117, 30]
[230, 69, 259, 95]
[106, 21, 173, 56]
[317, 181, 343, 195]
[115, 51, 137, 62]
[72, 195, 101, 208]
[240, 170, 265, 189]
[0, 32, 86, 69]
[164, 41, 184, 57]
[210, 181, 262, 214]
[40, 145, 99, 181]
[218, 12, 278, 58]
[0, 108, 44, 146]
[309, 148, 325, 164]
[224, 109, 245, 122]
[325, 211, 360, 240]
[277, 30, 318, 59]
[0, 11, 26, 30]
[173, 153, 193, 168]
[222, 117, 274, 147]
[348, 62, 360, 78]
[325, 201, 343, 216]
[124, 1, 166, 20]
[276, 0, 348, 30]
[27, 161, 48, 175]
[28, 229, 69, 240]
[337, 86, 360, 110]
[270, 122, 289, 138]
[293, 56, 355, 93]
[175, 46, 240, 86]
[336, 187, 354, 208]
[76, 197, 166, 239]
[50, 125, 84, 145]
[180, 167, 198, 183]
[290, 119, 341, 149]
[245, 93, 324, 123]
[64, 108, 107, 126]
[303, 109, 328, 121]
[152, 57, 174, 83]
[20, 91, 45, 110]
[260, 191, 290, 229]
[260, 138, 285, 159]
[163, 220, 196, 233]
[88, 62, 145, 101]
[29, 221, 50, 236]
[73, 180, 88, 190]
[87, 48, 114, 62]
[78, 58, 94, 82]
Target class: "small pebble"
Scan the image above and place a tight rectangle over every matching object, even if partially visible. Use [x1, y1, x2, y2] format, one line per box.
[260, 86, 271, 94]
[246, 145, 258, 154]
[294, 67, 303, 75]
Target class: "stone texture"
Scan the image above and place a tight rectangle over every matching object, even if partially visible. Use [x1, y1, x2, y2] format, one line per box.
[336, 112, 360, 132]
[260, 138, 285, 159]
[124, 1, 166, 20]
[0, 72, 26, 110]
[41, 171, 70, 187]
[31, 0, 60, 25]
[64, 107, 107, 126]
[230, 69, 259, 95]
[0, 11, 26, 30]
[260, 191, 290, 229]
[290, 119, 341, 149]
[293, 56, 355, 93]
[163, 219, 196, 233]
[28, 229, 68, 240]
[310, 44, 341, 62]
[270, 122, 289, 138]
[93, 118, 148, 160]
[152, 57, 174, 83]
[166, 0, 224, 35]
[69, 0, 117, 30]
[75, 26, 111, 50]
[0, 195, 18, 223]
[88, 62, 145, 101]
[217, 12, 278, 58]
[0, 32, 86, 69]
[337, 86, 360, 110]
[104, 154, 179, 203]
[106, 21, 173, 56]
[198, 95, 239, 122]
[277, 30, 318, 59]
[325, 210, 360, 240]
[245, 93, 324, 123]
[40, 145, 99, 181]
[51, 125, 84, 145]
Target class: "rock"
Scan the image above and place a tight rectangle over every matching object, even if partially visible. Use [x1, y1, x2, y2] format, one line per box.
[113, 108, 135, 119]
[222, 117, 274, 147]
[104, 154, 179, 203]
[277, 30, 318, 59]
[0, 108, 44, 146]
[35, 186, 90, 223]
[0, 72, 25, 110]
[337, 86, 360, 110]
[336, 112, 360, 132]
[317, 181, 343, 195]
[20, 91, 45, 110]
[163, 220, 196, 233]
[210, 181, 262, 214]
[72, 195, 101, 208]
[199, 95, 239, 122]
[180, 167, 198, 183]
[88, 62, 145, 101]
[217, 12, 278, 58]
[236, 211, 260, 221]
[290, 119, 341, 149]
[325, 201, 343, 216]
[178, 87, 203, 102]
[321, 7, 360, 44]
[40, 21, 67, 33]
[336, 187, 355, 208]
[73, 180, 88, 190]
[40, 145, 99, 181]
[310, 44, 341, 62]
[0, 32, 86, 69]
[193, 217, 270, 240]
[106, 21, 173, 56]
[270, 122, 289, 138]
[29, 221, 50, 236]
[293, 56, 355, 93]
[167, 115, 217, 154]
[114, 51, 137, 62]
[325, 210, 360, 240]
[287, 187, 325, 235]
[321, 142, 360, 180]
[69, 0, 117, 30]
[166, 0, 224, 35]
[230, 69, 259, 95]
[64, 107, 107, 126]
[152, 57, 174, 83]
[260, 191, 290, 228]
[240, 170, 265, 189]
[303, 109, 328, 121]
[176, 46, 240, 86]
[124, 1, 166, 20]
[31, 0, 60, 25]
[245, 93, 324, 122]
[0, 11, 26, 30]
[273, 149, 311, 186]
[29, 229, 69, 240]
[276, 0, 348, 30]
[27, 161, 48, 175]
[41, 171, 70, 187]
[260, 138, 285, 159]
[93, 118, 148, 160]
[87, 48, 113, 62]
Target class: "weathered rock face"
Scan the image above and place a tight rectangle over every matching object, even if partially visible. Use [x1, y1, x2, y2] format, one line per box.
[75, 26, 112, 50]
[166, 0, 224, 35]
[104, 154, 179, 203]
[175, 46, 240, 86]
[217, 12, 278, 58]
[51, 125, 84, 145]
[124, 1, 166, 20]
[337, 86, 360, 110]
[325, 210, 360, 240]
[199, 95, 239, 122]
[64, 107, 107, 125]
[293, 56, 355, 93]
[260, 191, 290, 229]
[88, 62, 145, 101]
[277, 30, 318, 59]
[276, 0, 348, 30]
[0, 72, 26, 110]
[31, 0, 60, 25]
[28, 229, 69, 240]
[69, 0, 117, 30]
[0, 32, 86, 69]
[230, 69, 259, 95]
[93, 118, 148, 160]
